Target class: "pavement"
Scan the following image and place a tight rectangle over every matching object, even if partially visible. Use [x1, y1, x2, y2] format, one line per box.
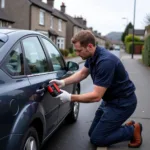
[65, 56, 85, 64]
[65, 50, 150, 150]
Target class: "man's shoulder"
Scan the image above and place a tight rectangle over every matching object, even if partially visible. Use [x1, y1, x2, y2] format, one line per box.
[97, 47, 119, 63]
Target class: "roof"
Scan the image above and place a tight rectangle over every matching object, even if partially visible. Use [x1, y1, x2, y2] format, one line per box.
[52, 9, 67, 21]
[0, 10, 14, 23]
[30, 0, 67, 21]
[60, 12, 86, 29]
[128, 29, 145, 35]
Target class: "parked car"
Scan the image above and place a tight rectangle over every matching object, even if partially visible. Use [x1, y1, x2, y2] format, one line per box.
[0, 29, 80, 150]
[114, 45, 120, 51]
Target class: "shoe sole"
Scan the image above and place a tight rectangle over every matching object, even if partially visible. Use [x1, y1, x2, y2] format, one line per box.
[128, 123, 143, 148]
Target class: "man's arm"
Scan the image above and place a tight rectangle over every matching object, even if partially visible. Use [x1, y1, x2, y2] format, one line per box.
[64, 66, 89, 85]
[71, 85, 107, 103]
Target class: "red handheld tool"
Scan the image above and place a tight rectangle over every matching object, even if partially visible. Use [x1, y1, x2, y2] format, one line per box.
[47, 82, 62, 97]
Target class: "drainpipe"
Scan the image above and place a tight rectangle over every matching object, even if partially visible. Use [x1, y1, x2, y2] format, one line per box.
[29, 0, 32, 30]
[29, 4, 32, 30]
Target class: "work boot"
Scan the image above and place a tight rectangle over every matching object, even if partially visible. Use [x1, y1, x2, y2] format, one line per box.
[128, 123, 143, 148]
[125, 120, 135, 126]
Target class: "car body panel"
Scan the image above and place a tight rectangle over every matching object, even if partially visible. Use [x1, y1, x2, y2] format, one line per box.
[0, 29, 80, 150]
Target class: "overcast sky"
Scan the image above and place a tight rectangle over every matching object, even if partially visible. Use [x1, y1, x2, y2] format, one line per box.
[47, 0, 149, 35]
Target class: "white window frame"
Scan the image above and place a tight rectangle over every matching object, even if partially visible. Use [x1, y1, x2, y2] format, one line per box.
[50, 16, 53, 29]
[1, 0, 5, 8]
[39, 9, 45, 25]
[0, 21, 2, 27]
[58, 19, 62, 31]
[57, 37, 65, 49]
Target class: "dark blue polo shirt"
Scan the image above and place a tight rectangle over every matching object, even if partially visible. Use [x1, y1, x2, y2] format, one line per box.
[84, 46, 135, 101]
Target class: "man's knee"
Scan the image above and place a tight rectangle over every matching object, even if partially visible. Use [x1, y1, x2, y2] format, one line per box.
[90, 135, 107, 147]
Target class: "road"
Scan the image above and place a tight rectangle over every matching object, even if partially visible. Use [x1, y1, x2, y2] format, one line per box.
[42, 63, 100, 150]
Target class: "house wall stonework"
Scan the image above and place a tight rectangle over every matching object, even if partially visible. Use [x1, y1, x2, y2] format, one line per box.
[3, 0, 30, 29]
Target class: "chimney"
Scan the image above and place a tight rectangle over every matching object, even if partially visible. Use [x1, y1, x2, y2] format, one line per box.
[47, 0, 54, 8]
[61, 2, 66, 13]
[74, 16, 84, 25]
[83, 19, 87, 26]
[98, 33, 101, 36]
[94, 30, 98, 35]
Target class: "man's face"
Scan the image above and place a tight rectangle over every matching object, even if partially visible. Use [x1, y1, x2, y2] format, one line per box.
[73, 42, 92, 60]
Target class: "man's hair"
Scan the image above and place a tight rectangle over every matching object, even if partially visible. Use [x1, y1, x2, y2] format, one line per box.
[71, 30, 96, 47]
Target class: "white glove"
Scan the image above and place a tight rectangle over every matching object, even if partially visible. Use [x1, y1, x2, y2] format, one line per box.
[56, 89, 71, 103]
[50, 79, 65, 88]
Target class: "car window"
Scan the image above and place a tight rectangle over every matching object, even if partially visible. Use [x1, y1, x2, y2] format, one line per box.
[41, 38, 65, 71]
[22, 37, 49, 74]
[5, 43, 24, 76]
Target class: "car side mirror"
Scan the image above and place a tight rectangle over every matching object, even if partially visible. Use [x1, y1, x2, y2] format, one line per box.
[66, 61, 79, 71]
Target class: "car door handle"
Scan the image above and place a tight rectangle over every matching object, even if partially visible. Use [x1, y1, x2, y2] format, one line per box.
[36, 88, 45, 94]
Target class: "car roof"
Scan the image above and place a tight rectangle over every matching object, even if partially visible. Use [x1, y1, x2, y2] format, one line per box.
[0, 28, 39, 35]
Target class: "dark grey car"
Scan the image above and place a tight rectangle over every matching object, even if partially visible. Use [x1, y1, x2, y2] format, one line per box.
[0, 29, 80, 150]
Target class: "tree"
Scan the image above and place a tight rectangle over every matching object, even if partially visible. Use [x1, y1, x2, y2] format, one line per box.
[145, 14, 150, 25]
[121, 22, 133, 43]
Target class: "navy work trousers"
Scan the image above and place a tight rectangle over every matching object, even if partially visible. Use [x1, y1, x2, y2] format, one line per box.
[89, 93, 137, 147]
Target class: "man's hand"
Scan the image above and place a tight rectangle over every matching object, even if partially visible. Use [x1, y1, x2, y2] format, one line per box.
[50, 79, 65, 88]
[56, 90, 71, 103]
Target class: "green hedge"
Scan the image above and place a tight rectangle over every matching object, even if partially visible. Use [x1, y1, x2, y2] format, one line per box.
[143, 36, 150, 66]
[125, 34, 141, 44]
[125, 42, 144, 54]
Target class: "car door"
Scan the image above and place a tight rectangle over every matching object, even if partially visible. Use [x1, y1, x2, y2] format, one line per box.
[21, 36, 60, 136]
[0, 42, 32, 138]
[40, 37, 74, 122]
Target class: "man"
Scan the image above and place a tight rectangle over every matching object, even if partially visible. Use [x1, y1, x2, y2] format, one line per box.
[51, 30, 142, 148]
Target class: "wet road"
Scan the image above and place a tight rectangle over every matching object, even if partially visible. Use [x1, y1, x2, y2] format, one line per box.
[42, 63, 101, 150]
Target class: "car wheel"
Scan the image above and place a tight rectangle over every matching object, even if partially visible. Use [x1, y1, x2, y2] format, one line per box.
[20, 127, 40, 150]
[65, 86, 80, 123]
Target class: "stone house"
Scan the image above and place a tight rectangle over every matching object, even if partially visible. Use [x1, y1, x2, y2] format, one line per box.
[0, 0, 68, 49]
[59, 3, 87, 49]
[128, 29, 145, 40]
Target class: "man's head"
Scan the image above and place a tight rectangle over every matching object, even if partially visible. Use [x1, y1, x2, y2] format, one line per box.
[71, 30, 96, 60]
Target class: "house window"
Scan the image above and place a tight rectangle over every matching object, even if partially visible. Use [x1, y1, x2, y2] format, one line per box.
[1, 0, 5, 8]
[42, 0, 47, 3]
[58, 19, 62, 31]
[57, 37, 64, 49]
[0, 21, 2, 27]
[39, 9, 45, 25]
[50, 16, 53, 29]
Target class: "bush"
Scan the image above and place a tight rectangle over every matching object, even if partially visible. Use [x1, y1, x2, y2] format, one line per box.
[69, 47, 74, 54]
[125, 34, 141, 44]
[105, 42, 110, 49]
[59, 49, 64, 56]
[63, 49, 69, 57]
[143, 35, 150, 66]
[71, 52, 77, 57]
[59, 49, 69, 57]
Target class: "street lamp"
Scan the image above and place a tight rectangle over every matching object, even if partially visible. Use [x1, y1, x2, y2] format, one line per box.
[132, 0, 137, 59]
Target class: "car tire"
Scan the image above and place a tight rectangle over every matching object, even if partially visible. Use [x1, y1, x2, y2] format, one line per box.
[65, 86, 80, 123]
[20, 127, 40, 150]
